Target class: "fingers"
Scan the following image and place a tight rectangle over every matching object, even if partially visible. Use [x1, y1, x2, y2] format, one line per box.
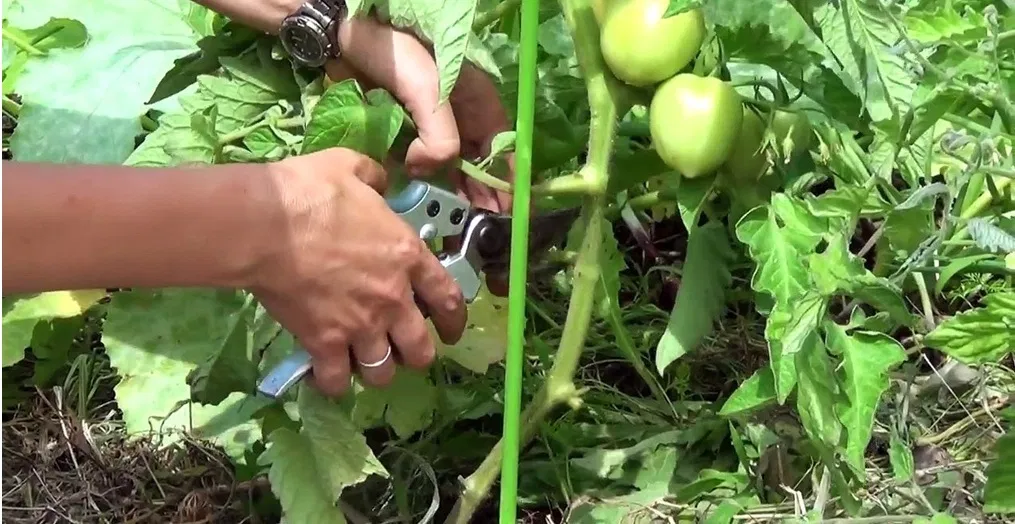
[409, 252, 467, 345]
[388, 301, 437, 370]
[337, 17, 460, 176]
[349, 330, 397, 387]
[310, 345, 353, 397]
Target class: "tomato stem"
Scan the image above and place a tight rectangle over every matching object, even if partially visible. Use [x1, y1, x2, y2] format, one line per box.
[444, 0, 621, 518]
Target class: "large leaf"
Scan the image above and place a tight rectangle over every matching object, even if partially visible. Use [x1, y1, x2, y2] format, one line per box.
[924, 292, 1015, 364]
[826, 323, 906, 473]
[101, 289, 269, 461]
[655, 222, 734, 373]
[6, 0, 204, 164]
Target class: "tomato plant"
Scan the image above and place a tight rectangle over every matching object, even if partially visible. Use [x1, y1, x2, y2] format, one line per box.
[3, 0, 1015, 523]
[599, 0, 705, 87]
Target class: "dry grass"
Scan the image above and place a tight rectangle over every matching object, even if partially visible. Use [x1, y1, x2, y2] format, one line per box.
[2, 388, 265, 524]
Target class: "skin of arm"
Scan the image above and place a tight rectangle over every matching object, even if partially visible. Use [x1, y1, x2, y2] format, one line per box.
[2, 161, 279, 294]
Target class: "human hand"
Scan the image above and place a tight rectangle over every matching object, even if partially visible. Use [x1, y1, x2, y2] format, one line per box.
[252, 148, 467, 396]
[326, 15, 516, 294]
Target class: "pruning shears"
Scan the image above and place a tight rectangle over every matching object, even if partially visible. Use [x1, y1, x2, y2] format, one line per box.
[256, 179, 578, 399]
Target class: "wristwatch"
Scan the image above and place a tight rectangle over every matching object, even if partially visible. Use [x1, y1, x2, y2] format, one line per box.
[279, 0, 347, 68]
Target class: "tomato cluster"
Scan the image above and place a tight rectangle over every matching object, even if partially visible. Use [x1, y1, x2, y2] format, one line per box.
[597, 0, 812, 182]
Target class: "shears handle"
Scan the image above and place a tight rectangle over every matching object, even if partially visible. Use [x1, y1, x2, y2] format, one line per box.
[255, 181, 470, 400]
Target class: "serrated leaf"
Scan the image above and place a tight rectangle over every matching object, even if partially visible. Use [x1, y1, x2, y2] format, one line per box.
[736, 194, 828, 305]
[809, 235, 914, 326]
[6, 0, 203, 164]
[837, 0, 917, 123]
[301, 80, 404, 161]
[984, 432, 1015, 514]
[2, 290, 106, 367]
[347, 369, 437, 438]
[147, 22, 260, 105]
[924, 292, 1015, 364]
[765, 292, 827, 403]
[718, 367, 777, 417]
[655, 222, 733, 373]
[101, 289, 268, 461]
[968, 218, 1015, 254]
[826, 324, 906, 473]
[128, 50, 298, 166]
[261, 428, 349, 524]
[296, 384, 388, 497]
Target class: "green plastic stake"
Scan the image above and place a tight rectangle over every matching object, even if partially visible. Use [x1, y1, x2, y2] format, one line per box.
[498, 0, 540, 520]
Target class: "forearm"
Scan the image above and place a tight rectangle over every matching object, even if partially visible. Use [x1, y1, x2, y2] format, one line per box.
[2, 161, 276, 294]
[192, 0, 304, 33]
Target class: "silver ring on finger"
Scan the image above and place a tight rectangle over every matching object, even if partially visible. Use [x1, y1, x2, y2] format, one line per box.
[357, 344, 392, 369]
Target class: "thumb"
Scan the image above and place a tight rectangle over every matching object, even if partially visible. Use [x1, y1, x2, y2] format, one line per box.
[336, 16, 461, 177]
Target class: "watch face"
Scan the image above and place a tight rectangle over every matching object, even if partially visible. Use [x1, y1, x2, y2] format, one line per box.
[281, 18, 328, 67]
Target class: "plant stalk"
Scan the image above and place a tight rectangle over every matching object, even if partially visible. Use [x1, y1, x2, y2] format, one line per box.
[442, 0, 620, 519]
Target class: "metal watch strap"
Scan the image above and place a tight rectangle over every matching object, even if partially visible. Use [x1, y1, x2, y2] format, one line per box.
[299, 0, 343, 50]
[282, 0, 346, 67]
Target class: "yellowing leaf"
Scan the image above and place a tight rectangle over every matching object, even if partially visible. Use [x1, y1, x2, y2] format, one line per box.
[2, 289, 106, 367]
[432, 281, 508, 374]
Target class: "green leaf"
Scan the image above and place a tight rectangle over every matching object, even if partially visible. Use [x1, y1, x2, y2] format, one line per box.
[127, 50, 299, 166]
[794, 332, 843, 450]
[984, 432, 1015, 514]
[146, 22, 261, 105]
[296, 385, 388, 496]
[837, 0, 917, 123]
[261, 427, 349, 524]
[967, 218, 1015, 254]
[186, 299, 280, 405]
[826, 324, 906, 473]
[101, 289, 269, 461]
[2, 290, 105, 367]
[347, 369, 438, 439]
[718, 367, 777, 417]
[809, 235, 915, 326]
[735, 194, 828, 305]
[1, 16, 88, 55]
[764, 292, 827, 403]
[889, 430, 914, 482]
[924, 292, 1015, 364]
[655, 222, 734, 373]
[6, 0, 203, 164]
[301, 80, 404, 161]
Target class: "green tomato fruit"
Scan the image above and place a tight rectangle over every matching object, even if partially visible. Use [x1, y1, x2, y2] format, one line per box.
[723, 105, 769, 181]
[600, 0, 706, 87]
[649, 73, 744, 178]
[771, 110, 813, 158]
